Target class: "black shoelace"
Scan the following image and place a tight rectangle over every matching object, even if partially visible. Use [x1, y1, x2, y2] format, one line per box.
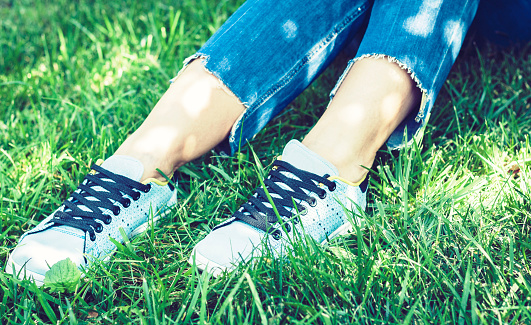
[231, 160, 336, 240]
[49, 164, 151, 241]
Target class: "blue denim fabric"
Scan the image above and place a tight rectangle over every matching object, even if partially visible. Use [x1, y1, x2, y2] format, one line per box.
[183, 0, 495, 154]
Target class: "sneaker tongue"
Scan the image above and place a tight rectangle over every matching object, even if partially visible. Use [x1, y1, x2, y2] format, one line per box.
[281, 140, 338, 177]
[100, 155, 144, 182]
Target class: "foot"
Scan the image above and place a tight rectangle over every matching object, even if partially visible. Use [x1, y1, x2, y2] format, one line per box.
[189, 140, 368, 276]
[5, 155, 177, 285]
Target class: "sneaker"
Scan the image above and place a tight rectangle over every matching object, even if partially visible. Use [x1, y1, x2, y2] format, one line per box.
[5, 155, 177, 284]
[190, 140, 367, 276]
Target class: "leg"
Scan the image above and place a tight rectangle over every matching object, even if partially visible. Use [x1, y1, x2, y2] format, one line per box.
[303, 57, 421, 182]
[115, 60, 245, 182]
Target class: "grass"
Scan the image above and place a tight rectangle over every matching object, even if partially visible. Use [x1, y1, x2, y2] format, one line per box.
[1, 0, 531, 323]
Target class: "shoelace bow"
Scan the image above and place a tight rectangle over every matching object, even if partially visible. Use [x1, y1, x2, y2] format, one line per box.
[232, 160, 336, 239]
[50, 164, 151, 241]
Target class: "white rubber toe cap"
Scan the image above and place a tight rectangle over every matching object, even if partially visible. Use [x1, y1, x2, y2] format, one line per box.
[6, 229, 85, 283]
[190, 221, 265, 276]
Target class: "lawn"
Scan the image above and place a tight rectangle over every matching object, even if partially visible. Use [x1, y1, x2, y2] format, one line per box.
[1, 0, 531, 323]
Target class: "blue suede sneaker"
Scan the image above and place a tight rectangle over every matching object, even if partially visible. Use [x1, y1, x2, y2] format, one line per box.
[6, 155, 177, 284]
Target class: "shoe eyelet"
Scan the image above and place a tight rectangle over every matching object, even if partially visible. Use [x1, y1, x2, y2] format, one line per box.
[122, 199, 131, 208]
[285, 224, 291, 233]
[133, 191, 141, 201]
[309, 198, 317, 207]
[300, 208, 308, 216]
[113, 206, 121, 215]
[272, 230, 282, 240]
[318, 191, 327, 199]
[329, 183, 336, 191]
[95, 224, 103, 233]
[90, 233, 96, 241]
[143, 184, 151, 193]
[105, 216, 112, 224]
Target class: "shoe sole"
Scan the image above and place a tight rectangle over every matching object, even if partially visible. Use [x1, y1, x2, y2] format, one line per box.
[6, 198, 177, 286]
[5, 255, 46, 285]
[190, 216, 365, 277]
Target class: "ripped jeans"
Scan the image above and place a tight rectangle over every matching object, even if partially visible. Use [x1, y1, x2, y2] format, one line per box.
[179, 0, 515, 154]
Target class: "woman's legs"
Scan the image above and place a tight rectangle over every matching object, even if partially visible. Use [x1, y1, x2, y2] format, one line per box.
[113, 56, 420, 185]
[8, 0, 483, 280]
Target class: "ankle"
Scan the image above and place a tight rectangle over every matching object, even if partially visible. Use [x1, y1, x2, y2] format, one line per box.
[301, 139, 373, 184]
[335, 164, 369, 184]
[114, 139, 179, 183]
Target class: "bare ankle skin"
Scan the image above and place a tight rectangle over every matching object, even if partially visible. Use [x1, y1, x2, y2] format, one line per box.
[114, 60, 246, 182]
[302, 57, 422, 183]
